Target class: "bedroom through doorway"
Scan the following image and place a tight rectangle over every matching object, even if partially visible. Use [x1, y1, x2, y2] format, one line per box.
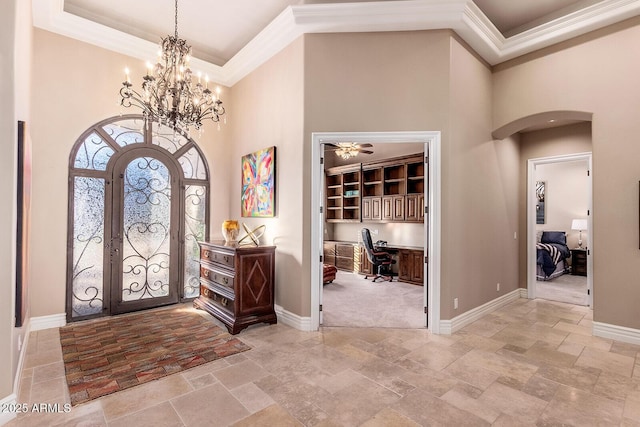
[528, 152, 593, 307]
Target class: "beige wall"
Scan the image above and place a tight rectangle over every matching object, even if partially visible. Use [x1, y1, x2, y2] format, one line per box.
[1, 0, 18, 400]
[228, 38, 305, 314]
[299, 31, 519, 320]
[494, 20, 640, 328]
[443, 37, 519, 318]
[303, 31, 451, 318]
[29, 29, 231, 318]
[1, 0, 32, 401]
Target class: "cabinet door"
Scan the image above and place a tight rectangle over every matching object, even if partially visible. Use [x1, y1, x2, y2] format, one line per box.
[398, 250, 411, 281]
[323, 243, 336, 265]
[363, 197, 381, 221]
[358, 245, 372, 274]
[392, 196, 405, 221]
[382, 196, 393, 221]
[406, 194, 419, 222]
[410, 250, 424, 284]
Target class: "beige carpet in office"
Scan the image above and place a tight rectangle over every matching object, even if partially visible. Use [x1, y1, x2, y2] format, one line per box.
[321, 270, 425, 328]
[535, 273, 589, 306]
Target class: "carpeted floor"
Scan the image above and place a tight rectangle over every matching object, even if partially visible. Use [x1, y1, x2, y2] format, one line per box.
[60, 305, 250, 405]
[535, 273, 589, 306]
[322, 271, 425, 328]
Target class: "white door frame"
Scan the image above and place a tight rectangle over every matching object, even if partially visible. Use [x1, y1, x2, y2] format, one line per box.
[310, 131, 442, 332]
[527, 152, 593, 307]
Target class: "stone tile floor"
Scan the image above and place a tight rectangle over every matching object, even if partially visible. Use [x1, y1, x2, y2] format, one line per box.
[5, 298, 640, 426]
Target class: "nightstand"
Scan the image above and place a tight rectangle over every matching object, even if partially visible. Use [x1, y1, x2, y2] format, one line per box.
[571, 249, 587, 276]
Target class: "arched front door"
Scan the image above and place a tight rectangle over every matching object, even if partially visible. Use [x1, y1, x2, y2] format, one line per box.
[110, 149, 180, 314]
[67, 115, 210, 321]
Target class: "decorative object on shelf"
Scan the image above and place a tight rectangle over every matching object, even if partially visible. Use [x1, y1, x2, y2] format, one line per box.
[238, 223, 266, 246]
[241, 146, 276, 217]
[221, 220, 239, 243]
[571, 218, 588, 248]
[536, 181, 545, 224]
[324, 142, 373, 160]
[119, 0, 225, 132]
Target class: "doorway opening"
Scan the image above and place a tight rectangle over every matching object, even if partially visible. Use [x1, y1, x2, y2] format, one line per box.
[322, 142, 425, 328]
[66, 115, 210, 322]
[527, 152, 593, 307]
[310, 131, 441, 333]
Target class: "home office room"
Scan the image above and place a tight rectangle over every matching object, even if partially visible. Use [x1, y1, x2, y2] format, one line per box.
[320, 141, 427, 328]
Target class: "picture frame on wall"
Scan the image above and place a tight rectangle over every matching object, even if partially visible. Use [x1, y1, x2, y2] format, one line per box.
[241, 146, 276, 218]
[16, 121, 32, 327]
[536, 180, 546, 225]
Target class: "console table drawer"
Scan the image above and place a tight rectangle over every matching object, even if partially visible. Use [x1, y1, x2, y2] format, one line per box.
[201, 247, 235, 269]
[200, 285, 235, 316]
[200, 264, 234, 290]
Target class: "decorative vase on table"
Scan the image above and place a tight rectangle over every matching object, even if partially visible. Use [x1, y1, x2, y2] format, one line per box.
[221, 220, 239, 243]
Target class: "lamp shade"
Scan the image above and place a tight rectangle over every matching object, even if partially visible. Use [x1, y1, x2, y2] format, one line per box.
[571, 219, 588, 231]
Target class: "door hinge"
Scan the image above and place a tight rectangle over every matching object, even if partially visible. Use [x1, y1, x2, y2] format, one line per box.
[424, 206, 428, 214]
[425, 156, 428, 164]
[424, 256, 428, 263]
[587, 289, 590, 295]
[320, 206, 323, 214]
[320, 255, 323, 263]
[587, 249, 590, 256]
[320, 157, 324, 165]
[587, 170, 590, 176]
[319, 304, 323, 312]
[424, 307, 428, 314]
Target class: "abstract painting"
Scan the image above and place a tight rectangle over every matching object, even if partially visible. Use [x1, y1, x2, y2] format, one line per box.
[241, 146, 276, 217]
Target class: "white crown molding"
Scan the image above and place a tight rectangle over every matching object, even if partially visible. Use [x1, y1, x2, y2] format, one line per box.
[32, 0, 640, 86]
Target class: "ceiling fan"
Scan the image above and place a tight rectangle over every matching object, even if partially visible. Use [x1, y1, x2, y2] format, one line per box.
[324, 142, 374, 160]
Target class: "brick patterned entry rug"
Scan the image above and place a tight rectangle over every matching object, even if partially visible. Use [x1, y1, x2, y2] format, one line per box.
[60, 307, 250, 405]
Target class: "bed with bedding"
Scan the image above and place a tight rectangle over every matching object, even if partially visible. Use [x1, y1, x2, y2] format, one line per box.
[536, 231, 571, 281]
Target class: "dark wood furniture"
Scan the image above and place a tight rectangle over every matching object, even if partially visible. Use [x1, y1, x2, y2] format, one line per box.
[327, 153, 425, 223]
[194, 241, 277, 334]
[571, 249, 587, 276]
[325, 165, 361, 222]
[324, 240, 424, 285]
[398, 249, 425, 285]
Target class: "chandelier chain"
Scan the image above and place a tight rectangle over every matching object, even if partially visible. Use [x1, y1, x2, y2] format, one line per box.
[174, 0, 178, 38]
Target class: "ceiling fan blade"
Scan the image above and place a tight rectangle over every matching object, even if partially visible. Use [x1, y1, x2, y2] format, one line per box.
[359, 143, 373, 148]
[323, 143, 339, 150]
[360, 150, 374, 155]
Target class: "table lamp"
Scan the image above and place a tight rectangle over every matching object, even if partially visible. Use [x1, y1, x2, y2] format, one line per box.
[571, 218, 588, 249]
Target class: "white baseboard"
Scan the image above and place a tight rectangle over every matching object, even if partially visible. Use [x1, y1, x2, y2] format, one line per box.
[519, 287, 528, 298]
[593, 321, 640, 346]
[12, 320, 31, 403]
[0, 393, 17, 426]
[274, 304, 313, 331]
[439, 289, 522, 335]
[30, 313, 66, 331]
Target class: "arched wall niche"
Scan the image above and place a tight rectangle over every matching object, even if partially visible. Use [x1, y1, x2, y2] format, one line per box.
[492, 110, 593, 140]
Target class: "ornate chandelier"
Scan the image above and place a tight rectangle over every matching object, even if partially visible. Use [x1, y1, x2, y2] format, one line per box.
[119, 0, 225, 131]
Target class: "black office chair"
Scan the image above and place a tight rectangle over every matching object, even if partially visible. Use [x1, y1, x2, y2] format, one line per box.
[361, 228, 396, 282]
